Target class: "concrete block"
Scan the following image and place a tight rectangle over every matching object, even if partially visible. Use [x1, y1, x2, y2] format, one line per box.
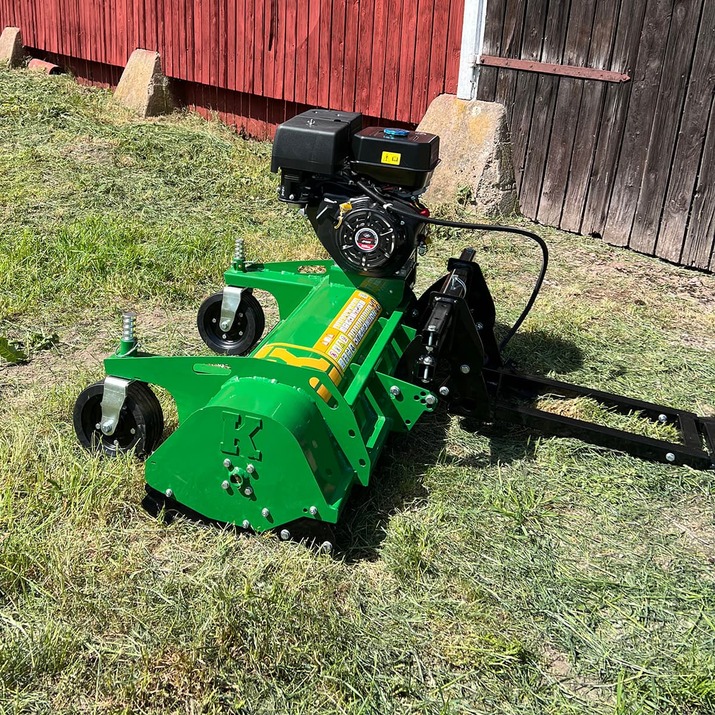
[114, 49, 173, 117]
[0, 27, 24, 68]
[418, 94, 518, 218]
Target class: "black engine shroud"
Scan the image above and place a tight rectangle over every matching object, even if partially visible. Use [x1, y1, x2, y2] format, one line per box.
[270, 109, 438, 278]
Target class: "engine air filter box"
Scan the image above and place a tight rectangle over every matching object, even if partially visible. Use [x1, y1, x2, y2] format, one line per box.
[271, 109, 363, 175]
[351, 127, 440, 190]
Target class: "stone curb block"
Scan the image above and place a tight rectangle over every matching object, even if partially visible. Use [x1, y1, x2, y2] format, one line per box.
[114, 49, 174, 117]
[0, 26, 24, 68]
[418, 94, 519, 218]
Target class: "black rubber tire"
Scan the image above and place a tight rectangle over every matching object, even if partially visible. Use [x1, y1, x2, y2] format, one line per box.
[73, 381, 164, 458]
[197, 290, 265, 355]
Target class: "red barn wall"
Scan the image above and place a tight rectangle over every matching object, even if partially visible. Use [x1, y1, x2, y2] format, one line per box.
[0, 0, 466, 138]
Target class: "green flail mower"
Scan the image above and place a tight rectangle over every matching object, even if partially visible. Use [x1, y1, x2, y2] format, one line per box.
[74, 109, 715, 550]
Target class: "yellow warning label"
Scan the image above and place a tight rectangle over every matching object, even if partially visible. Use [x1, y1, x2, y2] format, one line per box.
[381, 151, 402, 166]
[314, 291, 382, 374]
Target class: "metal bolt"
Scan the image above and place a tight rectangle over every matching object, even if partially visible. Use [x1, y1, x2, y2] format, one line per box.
[423, 356, 435, 365]
[165, 488, 173, 498]
[411, 309, 419, 318]
[221, 480, 230, 490]
[261, 507, 271, 518]
[425, 394, 437, 406]
[665, 452, 676, 463]
[389, 385, 401, 397]
[439, 386, 450, 397]
[223, 458, 232, 469]
[476, 322, 484, 331]
[244, 487, 253, 496]
[121, 311, 137, 342]
[309, 505, 318, 516]
[279, 529, 291, 541]
[246, 463, 255, 474]
[95, 422, 102, 430]
[460, 364, 471, 374]
[658, 414, 668, 423]
[417, 243, 428, 256]
[242, 520, 251, 530]
[220, 319, 231, 330]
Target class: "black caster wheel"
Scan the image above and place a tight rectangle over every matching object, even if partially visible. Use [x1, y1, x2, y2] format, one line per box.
[197, 290, 265, 355]
[73, 381, 164, 458]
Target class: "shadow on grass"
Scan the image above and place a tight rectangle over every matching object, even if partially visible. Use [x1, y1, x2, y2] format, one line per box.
[337, 409, 451, 562]
[339, 417, 544, 561]
[338, 328, 584, 560]
[497, 325, 584, 375]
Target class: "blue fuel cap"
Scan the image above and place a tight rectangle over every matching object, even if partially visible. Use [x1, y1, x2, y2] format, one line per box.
[383, 128, 409, 138]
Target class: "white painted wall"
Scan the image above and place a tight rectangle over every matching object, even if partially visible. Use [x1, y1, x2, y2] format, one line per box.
[456, 0, 488, 100]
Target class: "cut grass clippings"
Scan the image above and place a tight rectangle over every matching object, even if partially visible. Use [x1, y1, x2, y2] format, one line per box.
[1, 67, 715, 714]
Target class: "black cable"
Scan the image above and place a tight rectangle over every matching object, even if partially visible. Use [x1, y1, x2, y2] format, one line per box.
[356, 180, 549, 353]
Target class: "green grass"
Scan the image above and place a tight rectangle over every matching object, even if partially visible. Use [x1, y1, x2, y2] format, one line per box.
[1, 67, 715, 714]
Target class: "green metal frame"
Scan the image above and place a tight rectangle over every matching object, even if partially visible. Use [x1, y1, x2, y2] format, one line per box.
[102, 260, 436, 531]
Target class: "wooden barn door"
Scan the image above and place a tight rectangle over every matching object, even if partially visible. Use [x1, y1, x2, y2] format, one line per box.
[476, 0, 715, 271]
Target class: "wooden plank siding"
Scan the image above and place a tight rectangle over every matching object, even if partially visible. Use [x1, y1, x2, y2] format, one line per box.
[478, 0, 715, 271]
[0, 0, 465, 135]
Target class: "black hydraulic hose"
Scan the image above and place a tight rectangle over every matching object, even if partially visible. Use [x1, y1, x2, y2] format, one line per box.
[356, 180, 549, 353]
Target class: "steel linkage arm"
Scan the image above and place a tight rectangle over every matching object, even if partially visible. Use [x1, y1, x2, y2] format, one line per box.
[484, 368, 715, 470]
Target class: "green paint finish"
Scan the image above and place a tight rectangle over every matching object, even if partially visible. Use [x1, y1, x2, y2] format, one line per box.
[115, 338, 138, 357]
[146, 377, 354, 527]
[104, 260, 434, 531]
[225, 261, 407, 319]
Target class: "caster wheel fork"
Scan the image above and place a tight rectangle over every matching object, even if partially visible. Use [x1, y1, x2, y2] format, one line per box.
[73, 380, 164, 458]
